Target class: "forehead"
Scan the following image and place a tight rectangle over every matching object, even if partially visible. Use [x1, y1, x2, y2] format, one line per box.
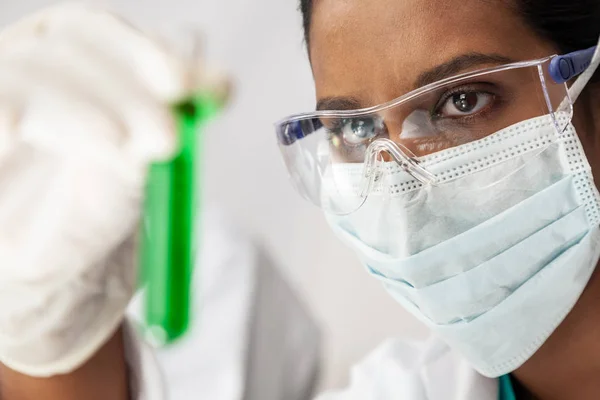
[309, 0, 556, 106]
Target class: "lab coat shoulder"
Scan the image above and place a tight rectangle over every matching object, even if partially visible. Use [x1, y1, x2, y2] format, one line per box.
[316, 337, 498, 400]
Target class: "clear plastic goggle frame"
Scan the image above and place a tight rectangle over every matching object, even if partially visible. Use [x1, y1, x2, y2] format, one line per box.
[275, 55, 579, 215]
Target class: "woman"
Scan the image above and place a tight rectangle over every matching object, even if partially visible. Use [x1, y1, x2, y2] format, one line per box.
[1, 2, 599, 400]
[274, 0, 600, 399]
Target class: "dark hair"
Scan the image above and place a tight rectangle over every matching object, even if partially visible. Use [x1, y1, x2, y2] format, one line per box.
[300, 0, 312, 45]
[300, 0, 600, 80]
[519, 1, 600, 54]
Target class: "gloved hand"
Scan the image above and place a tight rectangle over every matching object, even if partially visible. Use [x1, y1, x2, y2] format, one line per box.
[0, 3, 226, 378]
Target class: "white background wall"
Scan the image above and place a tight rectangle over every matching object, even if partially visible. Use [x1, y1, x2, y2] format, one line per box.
[0, 0, 429, 391]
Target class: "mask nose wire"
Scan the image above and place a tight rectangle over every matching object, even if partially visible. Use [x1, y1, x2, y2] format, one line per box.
[361, 138, 438, 194]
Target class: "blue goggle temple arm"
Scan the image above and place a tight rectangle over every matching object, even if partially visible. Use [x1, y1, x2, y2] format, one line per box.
[549, 46, 597, 84]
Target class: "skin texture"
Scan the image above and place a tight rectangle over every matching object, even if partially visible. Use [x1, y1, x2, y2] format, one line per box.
[308, 1, 600, 399]
[0, 327, 130, 400]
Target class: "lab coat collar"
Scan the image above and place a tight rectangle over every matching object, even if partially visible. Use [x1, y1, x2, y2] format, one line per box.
[419, 337, 498, 400]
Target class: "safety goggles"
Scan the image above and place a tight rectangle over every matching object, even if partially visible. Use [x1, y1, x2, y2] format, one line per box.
[275, 47, 597, 215]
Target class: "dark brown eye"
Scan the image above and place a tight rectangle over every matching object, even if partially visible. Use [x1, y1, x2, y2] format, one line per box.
[437, 91, 494, 118]
[453, 92, 479, 113]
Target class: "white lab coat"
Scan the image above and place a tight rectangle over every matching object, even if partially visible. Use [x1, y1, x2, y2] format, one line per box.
[314, 338, 498, 400]
[125, 326, 500, 399]
[124, 207, 321, 400]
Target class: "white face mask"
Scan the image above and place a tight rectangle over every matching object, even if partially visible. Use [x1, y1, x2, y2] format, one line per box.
[325, 44, 600, 378]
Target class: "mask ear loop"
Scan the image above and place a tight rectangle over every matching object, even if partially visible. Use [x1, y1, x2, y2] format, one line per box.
[568, 38, 600, 103]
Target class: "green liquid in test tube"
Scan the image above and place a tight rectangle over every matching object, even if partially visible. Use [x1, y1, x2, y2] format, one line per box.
[140, 93, 221, 346]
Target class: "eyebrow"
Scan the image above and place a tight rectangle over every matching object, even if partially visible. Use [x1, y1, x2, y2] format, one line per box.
[316, 96, 363, 112]
[316, 52, 516, 111]
[415, 52, 516, 88]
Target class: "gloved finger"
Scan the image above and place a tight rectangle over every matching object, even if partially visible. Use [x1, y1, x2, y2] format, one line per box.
[0, 61, 130, 168]
[198, 67, 234, 108]
[141, 26, 234, 105]
[0, 61, 146, 279]
[0, 3, 191, 163]
[0, 40, 178, 164]
[0, 143, 140, 279]
[0, 3, 190, 102]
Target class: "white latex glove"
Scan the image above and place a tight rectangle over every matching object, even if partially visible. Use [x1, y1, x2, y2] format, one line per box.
[0, 3, 224, 378]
